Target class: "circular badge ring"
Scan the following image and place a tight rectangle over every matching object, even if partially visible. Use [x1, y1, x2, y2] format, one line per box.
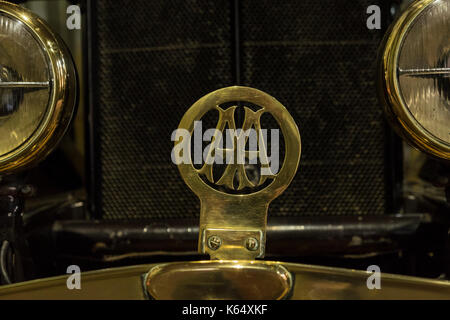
[176, 86, 301, 203]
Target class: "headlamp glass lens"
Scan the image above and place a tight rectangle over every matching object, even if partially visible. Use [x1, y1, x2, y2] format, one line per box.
[0, 13, 51, 157]
[398, 1, 449, 145]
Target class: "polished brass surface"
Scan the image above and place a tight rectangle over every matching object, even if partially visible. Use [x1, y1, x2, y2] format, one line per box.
[0, 261, 449, 300]
[145, 261, 293, 300]
[379, 0, 450, 161]
[175, 86, 301, 259]
[0, 1, 77, 173]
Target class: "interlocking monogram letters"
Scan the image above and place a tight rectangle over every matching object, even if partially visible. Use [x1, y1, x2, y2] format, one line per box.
[197, 105, 277, 190]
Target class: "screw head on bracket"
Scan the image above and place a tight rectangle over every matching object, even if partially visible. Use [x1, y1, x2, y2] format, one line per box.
[245, 238, 259, 251]
[207, 235, 222, 251]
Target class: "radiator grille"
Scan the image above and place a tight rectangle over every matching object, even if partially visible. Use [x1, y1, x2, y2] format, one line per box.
[92, 0, 392, 219]
[240, 0, 387, 216]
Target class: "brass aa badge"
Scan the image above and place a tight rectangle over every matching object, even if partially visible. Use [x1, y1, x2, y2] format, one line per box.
[173, 86, 301, 260]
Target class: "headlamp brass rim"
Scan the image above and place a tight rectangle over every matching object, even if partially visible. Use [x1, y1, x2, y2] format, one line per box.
[0, 1, 77, 174]
[379, 0, 450, 161]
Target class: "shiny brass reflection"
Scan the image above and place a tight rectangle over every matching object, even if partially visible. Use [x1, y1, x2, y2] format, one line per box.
[0, 261, 449, 300]
[145, 261, 293, 300]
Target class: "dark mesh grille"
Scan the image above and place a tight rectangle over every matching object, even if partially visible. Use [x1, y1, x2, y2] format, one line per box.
[93, 0, 390, 219]
[240, 0, 387, 216]
[95, 0, 232, 219]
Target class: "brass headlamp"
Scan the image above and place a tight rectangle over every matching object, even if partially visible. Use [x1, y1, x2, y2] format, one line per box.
[0, 1, 76, 174]
[379, 0, 449, 161]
